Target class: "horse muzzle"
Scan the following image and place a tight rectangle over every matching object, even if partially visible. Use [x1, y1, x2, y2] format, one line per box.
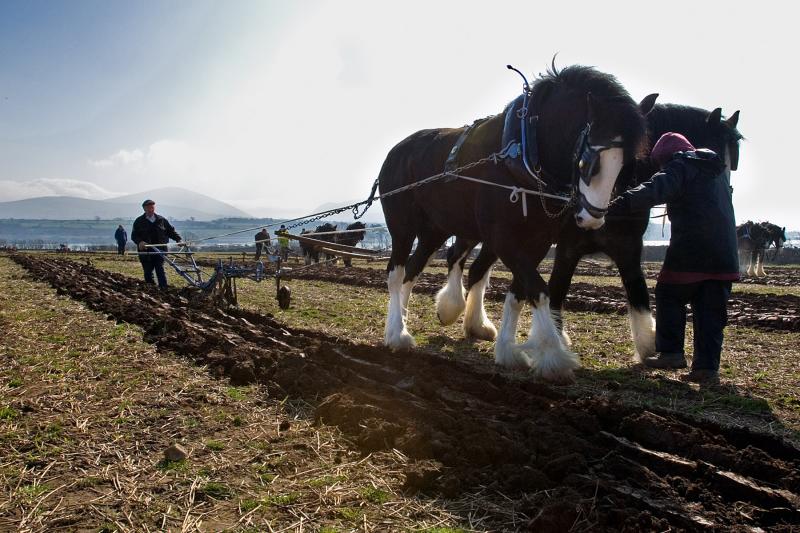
[574, 192, 608, 230]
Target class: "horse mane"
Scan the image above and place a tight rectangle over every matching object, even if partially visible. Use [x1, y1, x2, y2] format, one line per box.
[647, 104, 743, 150]
[528, 64, 647, 178]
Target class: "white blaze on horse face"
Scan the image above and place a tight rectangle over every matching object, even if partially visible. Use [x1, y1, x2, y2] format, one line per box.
[723, 146, 733, 190]
[575, 141, 624, 230]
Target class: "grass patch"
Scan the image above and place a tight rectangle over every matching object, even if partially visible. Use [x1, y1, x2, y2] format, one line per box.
[205, 439, 226, 451]
[336, 507, 362, 522]
[199, 481, 233, 500]
[360, 486, 390, 504]
[156, 458, 189, 472]
[226, 386, 248, 401]
[0, 406, 19, 420]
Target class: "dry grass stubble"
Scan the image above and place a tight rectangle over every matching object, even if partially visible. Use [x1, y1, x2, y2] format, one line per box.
[0, 256, 485, 532]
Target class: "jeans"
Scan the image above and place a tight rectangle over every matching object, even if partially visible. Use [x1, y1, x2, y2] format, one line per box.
[139, 253, 168, 288]
[117, 241, 126, 255]
[655, 280, 732, 372]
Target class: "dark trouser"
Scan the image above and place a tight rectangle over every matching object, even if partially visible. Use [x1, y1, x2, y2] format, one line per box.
[655, 280, 732, 372]
[117, 241, 126, 255]
[139, 253, 168, 288]
[254, 242, 264, 261]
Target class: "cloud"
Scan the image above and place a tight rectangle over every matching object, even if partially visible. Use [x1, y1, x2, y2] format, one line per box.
[88, 148, 145, 168]
[89, 140, 200, 179]
[0, 178, 122, 202]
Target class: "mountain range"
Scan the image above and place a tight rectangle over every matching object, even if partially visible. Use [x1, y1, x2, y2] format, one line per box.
[0, 187, 251, 221]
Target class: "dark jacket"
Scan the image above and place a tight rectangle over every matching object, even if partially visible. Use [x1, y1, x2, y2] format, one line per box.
[131, 214, 181, 252]
[614, 150, 739, 276]
[114, 227, 127, 243]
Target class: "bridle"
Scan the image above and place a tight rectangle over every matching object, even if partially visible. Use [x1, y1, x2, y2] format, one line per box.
[572, 122, 625, 219]
[508, 65, 625, 220]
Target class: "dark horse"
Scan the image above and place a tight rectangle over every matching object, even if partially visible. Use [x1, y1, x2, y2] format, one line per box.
[439, 103, 743, 362]
[300, 222, 337, 264]
[300, 222, 367, 266]
[379, 64, 651, 382]
[737, 221, 786, 277]
[335, 222, 367, 267]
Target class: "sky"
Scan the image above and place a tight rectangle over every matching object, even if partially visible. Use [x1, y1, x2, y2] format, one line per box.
[1, 0, 799, 229]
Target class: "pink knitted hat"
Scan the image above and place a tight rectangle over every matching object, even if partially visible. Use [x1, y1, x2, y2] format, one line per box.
[651, 132, 695, 167]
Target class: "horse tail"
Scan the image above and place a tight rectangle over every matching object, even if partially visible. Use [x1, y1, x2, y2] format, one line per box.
[354, 178, 379, 220]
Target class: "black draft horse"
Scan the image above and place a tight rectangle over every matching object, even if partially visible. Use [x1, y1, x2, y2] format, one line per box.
[300, 222, 337, 264]
[379, 64, 650, 382]
[300, 222, 367, 266]
[439, 103, 743, 361]
[737, 221, 786, 277]
[335, 222, 367, 267]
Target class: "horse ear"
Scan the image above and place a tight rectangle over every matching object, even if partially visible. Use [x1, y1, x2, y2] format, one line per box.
[725, 110, 740, 129]
[639, 93, 658, 115]
[707, 108, 723, 126]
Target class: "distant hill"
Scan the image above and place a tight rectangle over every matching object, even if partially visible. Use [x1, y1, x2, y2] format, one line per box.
[0, 187, 251, 221]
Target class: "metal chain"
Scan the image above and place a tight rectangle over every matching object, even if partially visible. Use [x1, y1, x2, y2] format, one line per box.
[537, 176, 575, 218]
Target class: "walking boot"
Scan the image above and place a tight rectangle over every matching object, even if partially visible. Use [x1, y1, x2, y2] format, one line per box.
[643, 352, 687, 369]
[680, 369, 720, 385]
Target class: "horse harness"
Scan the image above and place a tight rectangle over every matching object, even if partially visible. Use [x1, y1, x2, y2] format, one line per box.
[444, 68, 623, 219]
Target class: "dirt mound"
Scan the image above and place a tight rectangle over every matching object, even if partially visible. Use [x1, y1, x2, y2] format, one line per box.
[12, 254, 800, 530]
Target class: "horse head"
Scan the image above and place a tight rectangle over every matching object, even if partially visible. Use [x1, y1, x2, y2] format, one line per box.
[761, 222, 787, 249]
[530, 65, 650, 230]
[344, 222, 367, 244]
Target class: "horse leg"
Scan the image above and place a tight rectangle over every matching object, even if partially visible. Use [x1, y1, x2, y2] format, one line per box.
[614, 252, 655, 362]
[403, 232, 449, 318]
[756, 249, 766, 277]
[435, 239, 473, 325]
[548, 244, 582, 347]
[384, 235, 415, 350]
[495, 269, 579, 382]
[463, 247, 498, 341]
[495, 286, 525, 367]
[746, 250, 755, 276]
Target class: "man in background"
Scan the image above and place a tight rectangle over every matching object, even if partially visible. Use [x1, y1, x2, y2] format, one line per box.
[254, 228, 270, 261]
[114, 224, 127, 255]
[276, 224, 290, 261]
[131, 199, 182, 289]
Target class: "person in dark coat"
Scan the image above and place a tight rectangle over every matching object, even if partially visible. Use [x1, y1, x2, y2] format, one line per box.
[254, 228, 270, 261]
[114, 224, 127, 255]
[130, 199, 182, 289]
[608, 132, 739, 384]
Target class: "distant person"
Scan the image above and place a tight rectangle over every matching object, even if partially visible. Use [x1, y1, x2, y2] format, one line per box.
[131, 199, 182, 289]
[114, 224, 127, 255]
[609, 132, 739, 384]
[254, 228, 270, 261]
[276, 224, 290, 261]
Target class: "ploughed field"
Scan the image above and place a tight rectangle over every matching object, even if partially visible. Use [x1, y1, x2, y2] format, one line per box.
[4, 252, 800, 531]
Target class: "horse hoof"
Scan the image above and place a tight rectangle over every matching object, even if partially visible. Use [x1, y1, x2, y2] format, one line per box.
[538, 368, 576, 385]
[466, 323, 497, 342]
[385, 331, 416, 351]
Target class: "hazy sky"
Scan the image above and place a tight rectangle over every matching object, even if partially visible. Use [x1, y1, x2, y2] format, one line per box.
[1, 0, 798, 228]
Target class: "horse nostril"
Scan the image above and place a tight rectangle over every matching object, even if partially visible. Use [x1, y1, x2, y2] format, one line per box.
[575, 214, 585, 225]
